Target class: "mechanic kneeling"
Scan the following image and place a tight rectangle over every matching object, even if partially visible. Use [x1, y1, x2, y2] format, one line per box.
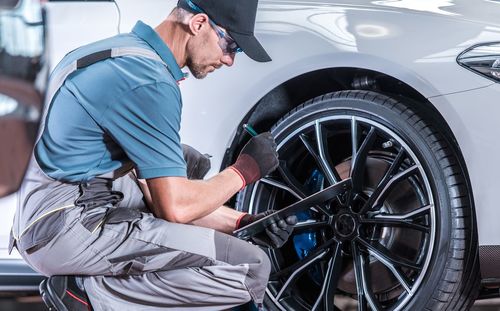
[9, 0, 297, 309]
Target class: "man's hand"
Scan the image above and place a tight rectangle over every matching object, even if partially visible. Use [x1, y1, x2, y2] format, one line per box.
[230, 132, 279, 188]
[236, 210, 298, 248]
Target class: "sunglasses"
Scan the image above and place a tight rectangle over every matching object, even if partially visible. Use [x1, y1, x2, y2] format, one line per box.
[208, 21, 243, 55]
[184, 0, 243, 55]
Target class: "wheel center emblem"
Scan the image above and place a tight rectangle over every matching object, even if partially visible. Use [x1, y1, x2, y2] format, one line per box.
[335, 214, 357, 237]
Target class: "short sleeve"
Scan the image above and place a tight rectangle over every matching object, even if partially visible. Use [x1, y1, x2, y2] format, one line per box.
[102, 82, 187, 179]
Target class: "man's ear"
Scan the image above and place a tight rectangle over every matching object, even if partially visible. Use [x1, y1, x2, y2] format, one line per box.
[188, 13, 209, 35]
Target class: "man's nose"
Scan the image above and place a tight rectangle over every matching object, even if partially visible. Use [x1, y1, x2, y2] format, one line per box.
[221, 53, 235, 67]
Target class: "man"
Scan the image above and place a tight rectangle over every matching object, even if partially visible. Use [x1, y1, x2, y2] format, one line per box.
[10, 0, 297, 310]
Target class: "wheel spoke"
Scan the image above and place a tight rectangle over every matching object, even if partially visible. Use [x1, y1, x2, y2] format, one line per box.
[373, 204, 432, 221]
[351, 117, 359, 161]
[277, 160, 310, 198]
[260, 177, 304, 200]
[361, 217, 430, 233]
[310, 242, 343, 311]
[360, 148, 406, 213]
[352, 242, 367, 311]
[370, 164, 420, 209]
[352, 241, 380, 311]
[271, 238, 337, 280]
[275, 249, 328, 301]
[350, 127, 377, 192]
[299, 132, 339, 186]
[357, 237, 415, 295]
[293, 220, 330, 234]
[356, 237, 422, 271]
[323, 242, 343, 310]
[362, 204, 432, 232]
[315, 120, 341, 183]
[299, 133, 331, 183]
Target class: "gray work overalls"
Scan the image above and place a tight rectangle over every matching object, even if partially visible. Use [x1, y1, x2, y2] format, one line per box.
[10, 45, 270, 310]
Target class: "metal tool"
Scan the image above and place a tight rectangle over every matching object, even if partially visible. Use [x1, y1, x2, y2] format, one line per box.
[243, 123, 258, 136]
[233, 178, 352, 240]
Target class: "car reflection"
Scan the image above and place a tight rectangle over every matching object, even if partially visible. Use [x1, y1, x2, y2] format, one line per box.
[0, 0, 46, 197]
[372, 0, 459, 16]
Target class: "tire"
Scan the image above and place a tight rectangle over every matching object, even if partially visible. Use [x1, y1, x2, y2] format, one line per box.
[236, 90, 480, 311]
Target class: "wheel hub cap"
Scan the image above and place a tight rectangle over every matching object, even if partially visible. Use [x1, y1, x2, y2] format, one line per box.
[334, 211, 359, 239]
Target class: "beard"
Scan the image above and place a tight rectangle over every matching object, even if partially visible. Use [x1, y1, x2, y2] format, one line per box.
[186, 58, 208, 79]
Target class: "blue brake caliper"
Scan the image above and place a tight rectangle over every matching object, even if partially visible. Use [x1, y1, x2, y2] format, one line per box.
[292, 169, 324, 283]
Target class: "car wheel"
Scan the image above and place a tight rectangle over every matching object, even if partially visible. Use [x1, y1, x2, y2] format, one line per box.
[236, 90, 480, 310]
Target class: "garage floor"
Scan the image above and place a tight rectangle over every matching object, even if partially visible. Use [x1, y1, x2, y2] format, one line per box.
[1, 296, 499, 310]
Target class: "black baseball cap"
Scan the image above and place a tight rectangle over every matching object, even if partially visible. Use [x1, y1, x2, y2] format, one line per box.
[177, 0, 272, 62]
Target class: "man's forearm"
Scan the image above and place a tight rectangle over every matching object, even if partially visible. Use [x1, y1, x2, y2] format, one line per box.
[146, 168, 244, 224]
[191, 206, 244, 234]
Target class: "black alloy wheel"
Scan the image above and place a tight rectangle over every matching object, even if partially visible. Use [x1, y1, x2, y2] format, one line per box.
[236, 91, 480, 311]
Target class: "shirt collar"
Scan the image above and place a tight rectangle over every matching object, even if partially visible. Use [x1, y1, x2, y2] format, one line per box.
[132, 20, 187, 82]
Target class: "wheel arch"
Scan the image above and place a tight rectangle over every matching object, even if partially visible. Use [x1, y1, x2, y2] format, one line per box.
[221, 66, 466, 176]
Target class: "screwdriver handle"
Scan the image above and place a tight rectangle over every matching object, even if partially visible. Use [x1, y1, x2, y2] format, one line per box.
[243, 124, 258, 137]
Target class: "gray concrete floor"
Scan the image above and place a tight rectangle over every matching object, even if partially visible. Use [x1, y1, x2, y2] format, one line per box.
[0, 296, 500, 310]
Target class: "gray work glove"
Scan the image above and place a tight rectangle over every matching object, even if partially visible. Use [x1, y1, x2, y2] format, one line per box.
[236, 210, 298, 248]
[182, 144, 211, 180]
[230, 132, 279, 187]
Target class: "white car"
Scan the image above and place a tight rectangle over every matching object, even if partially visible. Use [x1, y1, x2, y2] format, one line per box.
[2, 0, 500, 310]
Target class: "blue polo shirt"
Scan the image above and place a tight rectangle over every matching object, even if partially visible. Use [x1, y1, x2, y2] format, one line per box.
[35, 21, 187, 182]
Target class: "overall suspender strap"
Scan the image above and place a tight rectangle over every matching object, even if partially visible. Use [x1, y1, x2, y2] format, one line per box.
[16, 47, 166, 242]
